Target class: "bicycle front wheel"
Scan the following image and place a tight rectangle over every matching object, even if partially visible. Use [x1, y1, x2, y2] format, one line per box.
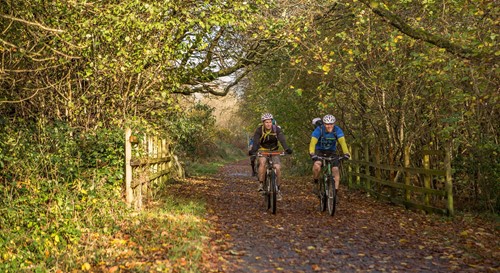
[319, 175, 327, 212]
[327, 175, 337, 216]
[270, 170, 277, 214]
[264, 173, 271, 210]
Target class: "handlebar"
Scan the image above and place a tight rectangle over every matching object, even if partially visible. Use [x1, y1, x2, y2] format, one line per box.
[315, 154, 349, 161]
[257, 151, 286, 157]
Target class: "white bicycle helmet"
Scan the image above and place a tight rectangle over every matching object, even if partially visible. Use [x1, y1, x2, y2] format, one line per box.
[312, 117, 321, 126]
[261, 113, 273, 121]
[322, 114, 336, 124]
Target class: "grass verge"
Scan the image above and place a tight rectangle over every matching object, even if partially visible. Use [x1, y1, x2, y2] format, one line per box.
[185, 140, 246, 176]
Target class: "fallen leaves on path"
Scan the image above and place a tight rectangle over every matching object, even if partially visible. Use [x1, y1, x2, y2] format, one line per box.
[172, 159, 499, 272]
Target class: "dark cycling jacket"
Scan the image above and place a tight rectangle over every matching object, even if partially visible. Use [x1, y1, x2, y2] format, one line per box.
[250, 124, 289, 153]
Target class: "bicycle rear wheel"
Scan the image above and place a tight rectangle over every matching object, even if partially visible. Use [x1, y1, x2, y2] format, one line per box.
[327, 175, 337, 216]
[270, 170, 277, 214]
[319, 175, 327, 212]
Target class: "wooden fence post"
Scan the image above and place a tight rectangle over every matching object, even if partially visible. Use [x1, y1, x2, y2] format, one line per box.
[404, 145, 411, 202]
[161, 138, 167, 185]
[374, 146, 381, 198]
[125, 128, 134, 206]
[354, 146, 360, 186]
[364, 143, 370, 191]
[445, 142, 454, 216]
[423, 150, 431, 206]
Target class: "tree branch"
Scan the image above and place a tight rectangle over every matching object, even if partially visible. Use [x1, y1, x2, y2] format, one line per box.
[358, 0, 498, 64]
[174, 67, 252, 96]
[0, 14, 64, 33]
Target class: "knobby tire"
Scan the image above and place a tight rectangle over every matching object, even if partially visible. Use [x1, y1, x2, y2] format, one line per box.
[270, 170, 277, 214]
[264, 172, 270, 210]
[319, 174, 327, 212]
[327, 175, 337, 216]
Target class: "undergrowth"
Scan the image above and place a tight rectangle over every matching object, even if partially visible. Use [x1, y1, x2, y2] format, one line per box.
[0, 120, 212, 272]
[184, 131, 247, 176]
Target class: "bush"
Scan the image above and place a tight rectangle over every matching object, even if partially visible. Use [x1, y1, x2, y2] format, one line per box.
[453, 140, 500, 213]
[0, 120, 128, 271]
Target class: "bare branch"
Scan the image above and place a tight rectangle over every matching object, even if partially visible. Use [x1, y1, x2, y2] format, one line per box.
[0, 89, 40, 104]
[48, 45, 81, 59]
[174, 67, 252, 96]
[0, 14, 64, 33]
[0, 37, 17, 48]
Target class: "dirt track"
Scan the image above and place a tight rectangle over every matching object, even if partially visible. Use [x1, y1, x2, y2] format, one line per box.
[172, 159, 499, 272]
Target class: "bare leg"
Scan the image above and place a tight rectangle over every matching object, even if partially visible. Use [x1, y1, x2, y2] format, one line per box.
[312, 161, 322, 180]
[258, 157, 267, 182]
[332, 166, 340, 190]
[273, 163, 281, 184]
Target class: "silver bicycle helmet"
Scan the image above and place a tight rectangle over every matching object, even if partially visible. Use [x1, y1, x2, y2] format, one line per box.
[261, 113, 273, 121]
[312, 117, 321, 126]
[322, 114, 336, 124]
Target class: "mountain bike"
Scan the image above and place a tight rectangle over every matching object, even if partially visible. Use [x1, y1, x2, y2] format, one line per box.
[315, 154, 348, 216]
[258, 151, 286, 214]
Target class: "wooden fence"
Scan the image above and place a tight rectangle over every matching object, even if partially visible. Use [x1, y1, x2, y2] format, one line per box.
[343, 143, 454, 216]
[124, 128, 184, 209]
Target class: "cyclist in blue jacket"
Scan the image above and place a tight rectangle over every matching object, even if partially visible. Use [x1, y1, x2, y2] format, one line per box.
[309, 114, 350, 195]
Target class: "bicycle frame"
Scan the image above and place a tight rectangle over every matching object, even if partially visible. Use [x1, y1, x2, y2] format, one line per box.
[257, 151, 285, 214]
[316, 154, 347, 216]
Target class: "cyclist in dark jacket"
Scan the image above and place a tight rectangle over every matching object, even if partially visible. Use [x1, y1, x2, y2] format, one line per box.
[249, 113, 292, 194]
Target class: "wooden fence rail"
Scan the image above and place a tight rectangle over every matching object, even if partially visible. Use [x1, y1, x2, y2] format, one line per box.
[125, 128, 184, 209]
[344, 143, 454, 216]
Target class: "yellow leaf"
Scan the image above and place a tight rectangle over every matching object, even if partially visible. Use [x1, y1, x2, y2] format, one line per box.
[112, 239, 127, 245]
[82, 262, 91, 271]
[399, 239, 408, 243]
[307, 246, 316, 250]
